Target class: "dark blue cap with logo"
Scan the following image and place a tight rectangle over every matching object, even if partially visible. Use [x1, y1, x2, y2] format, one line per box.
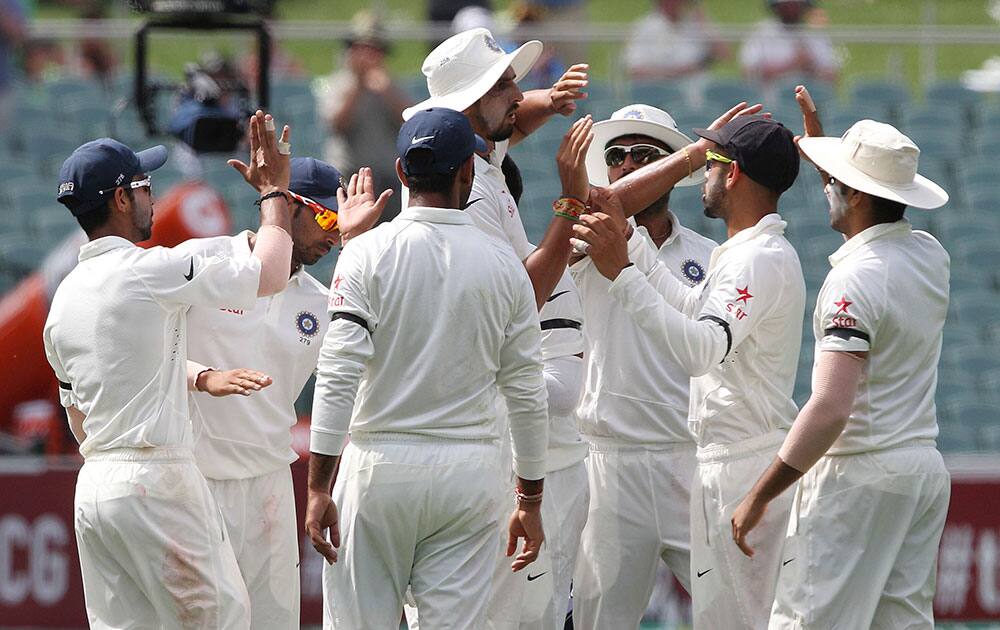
[289, 157, 343, 210]
[57, 138, 168, 216]
[397, 108, 487, 177]
[693, 115, 799, 195]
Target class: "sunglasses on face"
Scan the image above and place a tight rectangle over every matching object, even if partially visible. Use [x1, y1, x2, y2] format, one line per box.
[289, 191, 338, 233]
[98, 175, 152, 197]
[704, 149, 735, 173]
[604, 144, 671, 167]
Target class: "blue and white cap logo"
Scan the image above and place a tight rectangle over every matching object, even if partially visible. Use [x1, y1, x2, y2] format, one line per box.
[622, 109, 645, 120]
[681, 259, 706, 285]
[296, 311, 320, 337]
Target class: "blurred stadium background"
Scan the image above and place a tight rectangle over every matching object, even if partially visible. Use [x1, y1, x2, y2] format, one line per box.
[0, 0, 999, 628]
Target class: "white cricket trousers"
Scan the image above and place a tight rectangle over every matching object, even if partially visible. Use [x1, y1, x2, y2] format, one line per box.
[485, 459, 590, 630]
[323, 435, 504, 629]
[572, 439, 697, 629]
[769, 442, 951, 629]
[74, 447, 250, 629]
[207, 466, 300, 630]
[690, 430, 794, 630]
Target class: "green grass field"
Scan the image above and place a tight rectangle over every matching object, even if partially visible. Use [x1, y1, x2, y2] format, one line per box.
[32, 0, 1000, 92]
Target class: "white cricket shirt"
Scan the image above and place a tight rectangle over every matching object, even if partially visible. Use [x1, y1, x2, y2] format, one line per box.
[176, 232, 330, 480]
[540, 271, 588, 472]
[43, 236, 262, 458]
[310, 206, 549, 480]
[814, 220, 949, 454]
[570, 213, 716, 445]
[609, 213, 805, 448]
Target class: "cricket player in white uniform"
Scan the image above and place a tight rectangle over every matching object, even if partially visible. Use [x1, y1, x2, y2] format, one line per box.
[305, 108, 549, 629]
[569, 104, 716, 627]
[42, 112, 297, 628]
[573, 110, 806, 629]
[731, 104, 952, 628]
[485, 271, 589, 630]
[178, 157, 390, 629]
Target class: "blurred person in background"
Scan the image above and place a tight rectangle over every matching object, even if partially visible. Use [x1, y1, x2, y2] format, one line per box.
[741, 0, 840, 93]
[79, 6, 119, 89]
[624, 0, 728, 107]
[317, 11, 410, 219]
[0, 0, 26, 132]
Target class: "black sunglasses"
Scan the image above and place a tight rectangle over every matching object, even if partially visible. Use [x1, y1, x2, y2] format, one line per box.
[604, 144, 671, 167]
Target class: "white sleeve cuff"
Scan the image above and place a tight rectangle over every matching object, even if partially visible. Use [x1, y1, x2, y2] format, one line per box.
[310, 428, 348, 457]
[512, 458, 546, 482]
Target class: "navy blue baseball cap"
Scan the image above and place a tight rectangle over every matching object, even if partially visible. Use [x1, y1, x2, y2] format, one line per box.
[289, 157, 343, 210]
[57, 138, 168, 216]
[397, 108, 487, 177]
[694, 115, 799, 195]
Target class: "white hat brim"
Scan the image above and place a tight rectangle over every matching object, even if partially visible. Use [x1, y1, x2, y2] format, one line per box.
[402, 40, 543, 121]
[585, 118, 705, 188]
[798, 137, 949, 210]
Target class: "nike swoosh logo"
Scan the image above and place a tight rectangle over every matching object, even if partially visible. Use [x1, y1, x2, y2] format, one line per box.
[526, 572, 547, 582]
[546, 290, 570, 303]
[411, 135, 435, 144]
[183, 258, 194, 282]
[696, 568, 712, 578]
[783, 558, 795, 566]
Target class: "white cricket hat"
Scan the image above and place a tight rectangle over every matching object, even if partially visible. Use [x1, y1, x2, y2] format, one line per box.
[585, 104, 705, 188]
[402, 28, 542, 121]
[798, 119, 949, 210]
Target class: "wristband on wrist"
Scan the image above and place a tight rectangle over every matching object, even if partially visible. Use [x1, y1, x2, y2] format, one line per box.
[194, 368, 215, 392]
[514, 488, 544, 503]
[681, 146, 693, 178]
[553, 197, 585, 221]
[255, 190, 287, 206]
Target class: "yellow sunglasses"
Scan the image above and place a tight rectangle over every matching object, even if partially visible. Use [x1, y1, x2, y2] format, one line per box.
[705, 149, 735, 173]
[289, 191, 338, 233]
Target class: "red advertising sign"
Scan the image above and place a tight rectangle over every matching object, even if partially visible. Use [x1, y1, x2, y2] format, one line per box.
[1, 455, 998, 626]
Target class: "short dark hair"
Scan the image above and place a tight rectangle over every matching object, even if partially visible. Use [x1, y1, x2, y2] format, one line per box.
[76, 188, 132, 235]
[869, 193, 907, 223]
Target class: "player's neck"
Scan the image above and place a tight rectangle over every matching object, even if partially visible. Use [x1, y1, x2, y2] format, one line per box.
[635, 206, 673, 248]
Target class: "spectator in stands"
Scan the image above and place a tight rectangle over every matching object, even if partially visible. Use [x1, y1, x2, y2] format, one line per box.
[624, 0, 728, 107]
[317, 12, 411, 219]
[529, 0, 588, 65]
[79, 7, 119, 90]
[740, 0, 839, 90]
[0, 0, 27, 132]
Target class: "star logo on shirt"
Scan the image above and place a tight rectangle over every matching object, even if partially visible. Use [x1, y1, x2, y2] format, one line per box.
[834, 296, 852, 315]
[735, 286, 753, 304]
[333, 275, 343, 290]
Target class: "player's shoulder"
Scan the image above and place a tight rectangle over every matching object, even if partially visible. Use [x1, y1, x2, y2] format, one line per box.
[297, 268, 332, 298]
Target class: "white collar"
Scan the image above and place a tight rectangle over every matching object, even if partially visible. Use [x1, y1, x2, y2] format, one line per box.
[708, 213, 786, 269]
[397, 206, 475, 225]
[829, 220, 912, 268]
[78, 236, 134, 262]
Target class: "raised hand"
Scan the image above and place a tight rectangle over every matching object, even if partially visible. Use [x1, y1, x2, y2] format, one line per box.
[549, 63, 589, 116]
[197, 368, 273, 397]
[228, 110, 292, 195]
[556, 115, 594, 202]
[707, 101, 766, 133]
[793, 85, 826, 173]
[336, 166, 393, 244]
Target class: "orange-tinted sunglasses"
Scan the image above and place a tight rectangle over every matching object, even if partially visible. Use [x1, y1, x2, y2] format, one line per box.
[289, 191, 338, 232]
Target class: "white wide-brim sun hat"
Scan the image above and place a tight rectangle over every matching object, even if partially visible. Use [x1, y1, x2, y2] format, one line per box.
[798, 119, 948, 210]
[402, 28, 542, 121]
[585, 104, 705, 188]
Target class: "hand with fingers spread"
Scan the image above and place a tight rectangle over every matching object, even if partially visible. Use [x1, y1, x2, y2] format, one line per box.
[305, 490, 341, 564]
[572, 211, 631, 281]
[549, 63, 589, 116]
[556, 115, 595, 202]
[228, 110, 292, 196]
[507, 507, 545, 572]
[197, 368, 273, 397]
[337, 167, 393, 245]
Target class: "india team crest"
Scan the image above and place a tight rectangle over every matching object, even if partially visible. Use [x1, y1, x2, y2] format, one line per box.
[296, 311, 320, 338]
[484, 35, 502, 53]
[681, 259, 706, 285]
[622, 109, 645, 120]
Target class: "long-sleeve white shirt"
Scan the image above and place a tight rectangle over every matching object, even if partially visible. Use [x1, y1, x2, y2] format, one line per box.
[309, 206, 549, 480]
[609, 213, 804, 448]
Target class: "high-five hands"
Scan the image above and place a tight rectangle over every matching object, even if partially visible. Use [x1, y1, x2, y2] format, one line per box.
[549, 63, 589, 116]
[228, 111, 292, 195]
[336, 167, 393, 245]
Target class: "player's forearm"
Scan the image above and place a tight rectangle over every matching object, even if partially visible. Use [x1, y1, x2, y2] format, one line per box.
[510, 89, 558, 146]
[523, 219, 576, 309]
[253, 194, 294, 296]
[608, 139, 709, 218]
[743, 456, 803, 508]
[608, 265, 727, 376]
[307, 452, 340, 493]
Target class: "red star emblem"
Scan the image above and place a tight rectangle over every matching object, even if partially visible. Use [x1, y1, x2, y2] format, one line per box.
[735, 286, 753, 304]
[333, 275, 343, 290]
[834, 296, 852, 315]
